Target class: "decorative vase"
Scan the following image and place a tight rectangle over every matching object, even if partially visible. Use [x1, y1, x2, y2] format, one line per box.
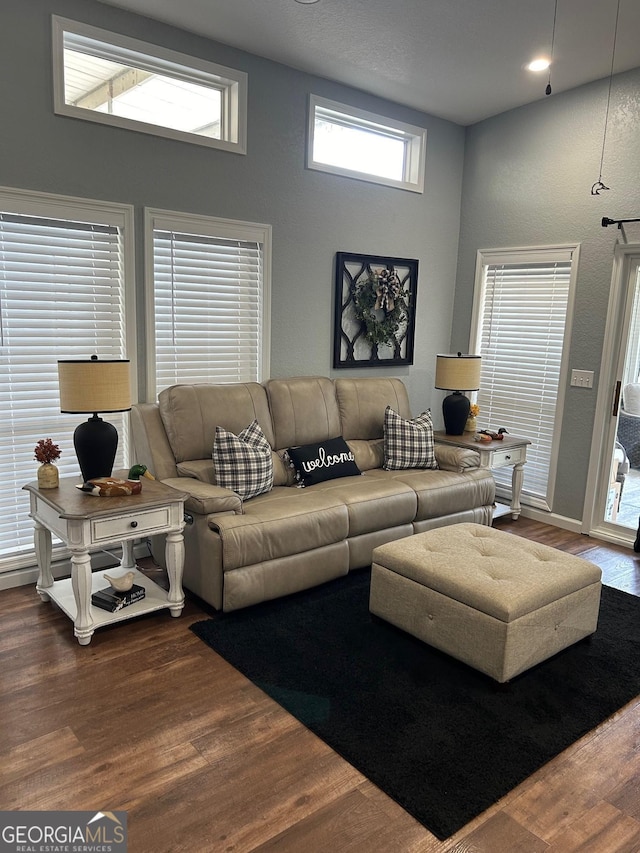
[37, 462, 59, 489]
[464, 416, 478, 433]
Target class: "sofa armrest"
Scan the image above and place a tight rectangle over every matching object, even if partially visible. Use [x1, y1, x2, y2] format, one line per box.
[435, 444, 480, 473]
[161, 477, 243, 515]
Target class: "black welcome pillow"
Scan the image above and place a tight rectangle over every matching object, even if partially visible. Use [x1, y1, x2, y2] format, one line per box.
[287, 436, 361, 487]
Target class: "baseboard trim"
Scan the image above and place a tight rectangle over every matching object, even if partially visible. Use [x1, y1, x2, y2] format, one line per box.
[0, 542, 151, 591]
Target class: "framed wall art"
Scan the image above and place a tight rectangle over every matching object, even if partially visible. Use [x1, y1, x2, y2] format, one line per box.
[333, 251, 418, 368]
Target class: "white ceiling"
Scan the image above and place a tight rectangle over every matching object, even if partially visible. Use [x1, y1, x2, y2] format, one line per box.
[99, 0, 640, 125]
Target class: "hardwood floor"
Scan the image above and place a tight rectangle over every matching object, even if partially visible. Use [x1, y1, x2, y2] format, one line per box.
[1, 517, 640, 852]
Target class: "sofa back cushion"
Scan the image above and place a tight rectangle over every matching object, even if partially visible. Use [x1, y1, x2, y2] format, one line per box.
[266, 376, 342, 450]
[158, 383, 275, 464]
[335, 378, 413, 472]
[335, 377, 412, 440]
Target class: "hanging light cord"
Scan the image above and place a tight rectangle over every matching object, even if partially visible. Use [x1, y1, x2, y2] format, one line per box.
[546, 0, 558, 95]
[594, 0, 621, 190]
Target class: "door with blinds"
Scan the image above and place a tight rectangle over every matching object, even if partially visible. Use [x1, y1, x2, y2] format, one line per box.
[469, 246, 577, 512]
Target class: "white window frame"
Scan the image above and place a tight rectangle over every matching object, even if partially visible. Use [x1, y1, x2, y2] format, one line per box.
[307, 95, 426, 193]
[144, 208, 271, 401]
[469, 244, 579, 512]
[52, 16, 248, 154]
[0, 186, 136, 574]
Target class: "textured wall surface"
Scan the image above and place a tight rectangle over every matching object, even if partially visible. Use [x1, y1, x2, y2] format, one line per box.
[0, 0, 465, 418]
[455, 67, 640, 521]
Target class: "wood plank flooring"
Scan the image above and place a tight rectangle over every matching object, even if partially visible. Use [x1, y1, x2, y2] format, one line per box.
[1, 517, 640, 852]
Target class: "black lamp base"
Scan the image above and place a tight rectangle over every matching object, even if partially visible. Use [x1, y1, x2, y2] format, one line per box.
[74, 415, 118, 482]
[442, 391, 470, 436]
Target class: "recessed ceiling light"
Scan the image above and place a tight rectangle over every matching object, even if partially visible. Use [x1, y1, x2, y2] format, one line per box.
[294, 0, 320, 4]
[527, 58, 551, 72]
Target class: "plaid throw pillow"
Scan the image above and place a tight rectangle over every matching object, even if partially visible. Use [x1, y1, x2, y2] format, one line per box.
[383, 406, 438, 470]
[213, 419, 274, 500]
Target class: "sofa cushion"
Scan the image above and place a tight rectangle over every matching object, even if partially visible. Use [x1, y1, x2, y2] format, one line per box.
[159, 382, 274, 464]
[213, 420, 274, 500]
[306, 475, 417, 536]
[383, 406, 438, 470]
[335, 377, 412, 440]
[266, 376, 342, 450]
[287, 437, 361, 487]
[209, 487, 349, 570]
[346, 438, 384, 472]
[365, 467, 495, 520]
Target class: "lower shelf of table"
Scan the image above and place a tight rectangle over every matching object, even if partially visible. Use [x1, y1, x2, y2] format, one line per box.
[41, 567, 179, 628]
[493, 501, 514, 520]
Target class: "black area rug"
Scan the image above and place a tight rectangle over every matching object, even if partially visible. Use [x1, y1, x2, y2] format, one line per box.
[190, 571, 640, 840]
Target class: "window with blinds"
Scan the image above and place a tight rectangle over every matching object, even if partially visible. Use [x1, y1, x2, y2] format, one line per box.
[0, 190, 134, 570]
[145, 210, 271, 398]
[470, 247, 577, 509]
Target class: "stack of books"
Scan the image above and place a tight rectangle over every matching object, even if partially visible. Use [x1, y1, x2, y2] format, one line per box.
[91, 583, 146, 612]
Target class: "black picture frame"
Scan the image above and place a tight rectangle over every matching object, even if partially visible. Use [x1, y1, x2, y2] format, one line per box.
[333, 251, 418, 368]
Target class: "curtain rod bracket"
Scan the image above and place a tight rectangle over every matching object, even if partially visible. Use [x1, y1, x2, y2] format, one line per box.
[602, 216, 640, 229]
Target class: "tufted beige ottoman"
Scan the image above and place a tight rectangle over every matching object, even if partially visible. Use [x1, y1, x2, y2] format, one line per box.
[369, 523, 602, 682]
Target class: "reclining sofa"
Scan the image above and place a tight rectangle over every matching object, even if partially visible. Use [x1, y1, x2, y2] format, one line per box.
[131, 376, 495, 611]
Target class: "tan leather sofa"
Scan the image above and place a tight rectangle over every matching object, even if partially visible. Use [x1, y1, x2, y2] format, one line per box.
[131, 376, 496, 611]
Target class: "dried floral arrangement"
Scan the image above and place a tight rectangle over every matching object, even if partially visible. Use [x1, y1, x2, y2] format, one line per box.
[34, 438, 62, 464]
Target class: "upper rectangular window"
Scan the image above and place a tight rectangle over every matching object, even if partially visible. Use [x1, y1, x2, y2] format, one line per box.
[52, 17, 247, 153]
[308, 95, 426, 193]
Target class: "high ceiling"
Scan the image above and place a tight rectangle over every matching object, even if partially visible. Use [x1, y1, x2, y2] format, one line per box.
[99, 0, 640, 126]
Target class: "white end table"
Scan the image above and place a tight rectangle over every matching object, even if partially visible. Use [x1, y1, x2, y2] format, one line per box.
[24, 475, 188, 645]
[434, 431, 531, 519]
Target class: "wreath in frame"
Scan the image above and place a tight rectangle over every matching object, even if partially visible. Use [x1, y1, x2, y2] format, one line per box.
[353, 267, 410, 348]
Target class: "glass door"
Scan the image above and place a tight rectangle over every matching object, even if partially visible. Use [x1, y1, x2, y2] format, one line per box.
[602, 254, 640, 534]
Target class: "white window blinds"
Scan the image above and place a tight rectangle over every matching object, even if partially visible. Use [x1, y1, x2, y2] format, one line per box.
[0, 197, 131, 569]
[473, 249, 574, 507]
[147, 211, 270, 396]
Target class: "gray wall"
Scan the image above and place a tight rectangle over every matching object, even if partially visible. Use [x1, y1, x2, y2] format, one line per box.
[1, 0, 465, 416]
[454, 67, 640, 521]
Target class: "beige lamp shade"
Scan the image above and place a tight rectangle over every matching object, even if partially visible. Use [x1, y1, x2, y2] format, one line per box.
[434, 353, 481, 391]
[58, 357, 131, 414]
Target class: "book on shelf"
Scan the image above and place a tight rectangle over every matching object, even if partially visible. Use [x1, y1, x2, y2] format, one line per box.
[91, 583, 146, 612]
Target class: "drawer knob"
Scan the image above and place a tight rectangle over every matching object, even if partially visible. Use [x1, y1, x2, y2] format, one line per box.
[505, 455, 511, 460]
[130, 521, 138, 528]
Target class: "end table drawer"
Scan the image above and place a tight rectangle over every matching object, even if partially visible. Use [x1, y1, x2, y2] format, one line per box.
[91, 507, 171, 542]
[492, 446, 526, 468]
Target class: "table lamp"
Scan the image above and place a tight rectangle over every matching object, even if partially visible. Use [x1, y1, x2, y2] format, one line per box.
[58, 355, 131, 482]
[435, 352, 481, 435]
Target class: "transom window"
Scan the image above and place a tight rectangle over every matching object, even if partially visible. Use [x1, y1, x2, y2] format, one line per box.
[308, 95, 426, 193]
[52, 17, 247, 153]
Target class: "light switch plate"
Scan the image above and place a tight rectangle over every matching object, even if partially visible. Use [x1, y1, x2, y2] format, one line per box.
[570, 369, 594, 388]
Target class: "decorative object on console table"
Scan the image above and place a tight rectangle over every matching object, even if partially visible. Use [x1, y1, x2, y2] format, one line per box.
[333, 251, 418, 368]
[77, 464, 155, 497]
[34, 438, 61, 489]
[434, 352, 481, 435]
[57, 355, 131, 482]
[92, 583, 146, 612]
[464, 403, 480, 433]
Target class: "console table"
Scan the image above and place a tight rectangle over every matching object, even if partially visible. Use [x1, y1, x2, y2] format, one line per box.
[434, 431, 531, 520]
[23, 475, 188, 645]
